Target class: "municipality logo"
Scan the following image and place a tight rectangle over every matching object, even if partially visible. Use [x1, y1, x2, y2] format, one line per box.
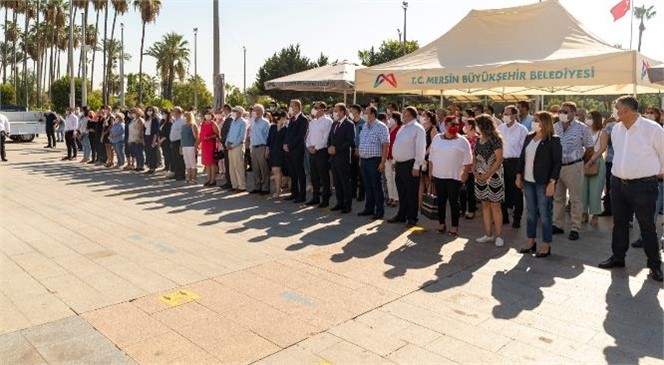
[641, 60, 650, 80]
[374, 73, 398, 88]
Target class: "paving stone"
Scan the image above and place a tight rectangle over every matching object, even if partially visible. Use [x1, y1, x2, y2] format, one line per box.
[329, 319, 407, 357]
[387, 343, 458, 364]
[205, 331, 281, 365]
[0, 332, 46, 365]
[316, 339, 396, 365]
[123, 331, 205, 365]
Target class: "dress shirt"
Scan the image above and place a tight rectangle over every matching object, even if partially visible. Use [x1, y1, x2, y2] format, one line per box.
[519, 114, 533, 131]
[0, 114, 10, 134]
[553, 119, 594, 164]
[227, 118, 248, 148]
[250, 117, 270, 146]
[611, 116, 664, 179]
[78, 116, 88, 134]
[429, 135, 472, 180]
[358, 120, 389, 159]
[306, 115, 333, 150]
[145, 117, 153, 135]
[498, 121, 528, 158]
[64, 114, 79, 131]
[353, 118, 366, 148]
[392, 120, 426, 168]
[170, 117, 185, 141]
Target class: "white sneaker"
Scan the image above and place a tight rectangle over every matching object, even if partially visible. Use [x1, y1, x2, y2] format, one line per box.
[495, 237, 505, 247]
[476, 235, 496, 243]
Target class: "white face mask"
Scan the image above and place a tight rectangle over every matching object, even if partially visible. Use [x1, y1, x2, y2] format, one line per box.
[388, 118, 396, 127]
[333, 112, 340, 121]
[204, 115, 212, 121]
[252, 112, 258, 119]
[558, 113, 569, 123]
[531, 121, 541, 132]
[231, 112, 238, 120]
[417, 116, 423, 123]
[462, 125, 470, 134]
[645, 113, 655, 120]
[585, 118, 593, 127]
[611, 108, 619, 120]
[288, 107, 295, 116]
[502, 115, 512, 124]
[311, 108, 318, 117]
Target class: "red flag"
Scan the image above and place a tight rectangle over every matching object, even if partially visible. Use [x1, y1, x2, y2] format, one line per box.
[610, 0, 630, 21]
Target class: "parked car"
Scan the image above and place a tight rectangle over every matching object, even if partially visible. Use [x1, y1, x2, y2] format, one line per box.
[0, 105, 45, 142]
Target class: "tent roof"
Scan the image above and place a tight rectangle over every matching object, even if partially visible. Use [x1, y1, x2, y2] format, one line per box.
[648, 64, 664, 85]
[355, 0, 663, 95]
[265, 61, 364, 93]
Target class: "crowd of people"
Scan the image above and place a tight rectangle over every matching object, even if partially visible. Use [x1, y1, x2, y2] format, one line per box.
[33, 96, 664, 282]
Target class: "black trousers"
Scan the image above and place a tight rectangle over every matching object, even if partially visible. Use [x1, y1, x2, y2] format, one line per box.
[96, 138, 107, 163]
[351, 154, 365, 199]
[603, 162, 613, 213]
[46, 126, 56, 147]
[332, 154, 352, 209]
[65, 131, 77, 158]
[171, 140, 185, 179]
[161, 140, 172, 171]
[435, 178, 462, 227]
[0, 131, 6, 159]
[287, 147, 306, 200]
[459, 172, 477, 214]
[395, 159, 419, 222]
[144, 135, 157, 170]
[611, 176, 661, 269]
[501, 158, 523, 220]
[309, 149, 331, 201]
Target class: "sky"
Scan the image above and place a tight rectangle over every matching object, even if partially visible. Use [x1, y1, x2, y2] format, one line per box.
[14, 0, 664, 92]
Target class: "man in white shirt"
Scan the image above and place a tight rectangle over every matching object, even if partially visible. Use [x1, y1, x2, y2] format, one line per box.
[0, 113, 10, 162]
[388, 106, 426, 227]
[62, 108, 79, 161]
[498, 105, 529, 228]
[306, 102, 333, 207]
[169, 107, 186, 180]
[599, 95, 664, 282]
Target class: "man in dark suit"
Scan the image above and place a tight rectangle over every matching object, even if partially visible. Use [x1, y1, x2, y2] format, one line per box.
[44, 110, 58, 148]
[328, 103, 356, 213]
[284, 99, 309, 203]
[219, 104, 234, 189]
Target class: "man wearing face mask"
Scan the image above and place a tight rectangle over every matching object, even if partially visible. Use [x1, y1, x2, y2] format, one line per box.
[283, 99, 309, 203]
[306, 102, 333, 207]
[357, 106, 390, 220]
[498, 105, 529, 228]
[552, 101, 594, 241]
[349, 104, 366, 202]
[517, 101, 533, 131]
[328, 103, 356, 213]
[169, 107, 187, 181]
[249, 104, 271, 194]
[219, 104, 234, 189]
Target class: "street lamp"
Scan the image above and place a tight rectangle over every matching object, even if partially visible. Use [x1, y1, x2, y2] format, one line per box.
[242, 46, 247, 93]
[120, 23, 125, 108]
[193, 27, 198, 110]
[81, 11, 87, 107]
[397, 28, 402, 43]
[402, 1, 408, 56]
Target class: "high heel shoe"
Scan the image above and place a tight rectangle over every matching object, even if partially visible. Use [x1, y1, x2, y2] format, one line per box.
[535, 246, 551, 258]
[437, 224, 447, 234]
[519, 242, 537, 254]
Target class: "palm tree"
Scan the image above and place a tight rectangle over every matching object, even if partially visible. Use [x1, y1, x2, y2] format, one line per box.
[44, 0, 67, 93]
[21, 1, 37, 106]
[2, 1, 8, 84]
[146, 32, 189, 101]
[4, 0, 24, 93]
[634, 5, 657, 52]
[103, 37, 129, 97]
[104, 0, 128, 103]
[72, 0, 88, 79]
[133, 0, 161, 105]
[90, 0, 105, 90]
[213, 0, 221, 108]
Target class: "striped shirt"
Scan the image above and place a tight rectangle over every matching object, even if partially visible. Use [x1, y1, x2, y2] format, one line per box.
[553, 119, 593, 164]
[358, 120, 390, 159]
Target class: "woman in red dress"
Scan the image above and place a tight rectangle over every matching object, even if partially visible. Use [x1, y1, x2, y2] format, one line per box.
[200, 111, 220, 186]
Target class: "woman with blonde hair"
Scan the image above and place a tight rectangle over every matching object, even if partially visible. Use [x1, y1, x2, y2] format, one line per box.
[516, 111, 562, 257]
[180, 112, 200, 184]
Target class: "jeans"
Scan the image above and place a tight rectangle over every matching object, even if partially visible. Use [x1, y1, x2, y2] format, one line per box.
[639, 180, 664, 241]
[113, 142, 125, 166]
[129, 143, 144, 168]
[434, 178, 461, 227]
[611, 176, 661, 269]
[46, 126, 56, 147]
[524, 181, 554, 243]
[603, 161, 613, 213]
[361, 157, 385, 216]
[81, 133, 91, 160]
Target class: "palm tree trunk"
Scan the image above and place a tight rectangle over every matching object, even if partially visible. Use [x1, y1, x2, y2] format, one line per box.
[91, 7, 100, 91]
[101, 0, 108, 104]
[167, 64, 175, 100]
[3, 7, 7, 84]
[35, 0, 42, 106]
[637, 20, 645, 52]
[138, 21, 146, 105]
[23, 7, 29, 106]
[12, 9, 17, 92]
[106, 8, 117, 102]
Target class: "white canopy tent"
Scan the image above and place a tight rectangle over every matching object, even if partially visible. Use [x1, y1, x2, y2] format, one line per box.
[355, 0, 664, 97]
[648, 64, 664, 85]
[265, 61, 364, 103]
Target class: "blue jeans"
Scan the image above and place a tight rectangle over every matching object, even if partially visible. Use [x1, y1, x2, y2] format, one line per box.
[81, 133, 91, 160]
[129, 142, 144, 168]
[639, 180, 664, 241]
[113, 142, 125, 166]
[524, 181, 554, 243]
[360, 157, 385, 216]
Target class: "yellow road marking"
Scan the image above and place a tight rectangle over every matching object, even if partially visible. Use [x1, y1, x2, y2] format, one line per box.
[159, 290, 199, 307]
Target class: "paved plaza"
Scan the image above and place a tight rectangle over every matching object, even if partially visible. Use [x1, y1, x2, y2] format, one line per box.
[1, 138, 662, 365]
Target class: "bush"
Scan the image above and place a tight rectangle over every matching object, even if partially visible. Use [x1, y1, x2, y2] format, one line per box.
[49, 77, 92, 113]
[0, 83, 16, 105]
[150, 98, 174, 110]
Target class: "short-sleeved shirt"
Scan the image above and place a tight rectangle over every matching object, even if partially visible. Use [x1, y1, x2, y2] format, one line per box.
[553, 120, 594, 164]
[604, 122, 616, 163]
[475, 136, 503, 162]
[358, 120, 389, 159]
[429, 135, 473, 180]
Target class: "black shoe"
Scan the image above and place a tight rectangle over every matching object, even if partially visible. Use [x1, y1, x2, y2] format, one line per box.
[293, 198, 306, 204]
[357, 211, 373, 216]
[318, 201, 329, 208]
[250, 190, 261, 194]
[221, 183, 233, 189]
[519, 242, 537, 254]
[568, 231, 580, 241]
[598, 257, 626, 269]
[260, 190, 270, 195]
[372, 214, 384, 220]
[387, 217, 406, 224]
[330, 205, 343, 211]
[341, 208, 351, 214]
[356, 196, 365, 202]
[502, 218, 510, 225]
[552, 226, 564, 235]
[631, 239, 644, 248]
[145, 169, 155, 175]
[512, 220, 521, 229]
[284, 195, 295, 201]
[1, 158, 7, 162]
[406, 220, 418, 228]
[306, 199, 320, 206]
[649, 267, 663, 282]
[598, 211, 612, 217]
[535, 246, 551, 258]
[44, 145, 52, 149]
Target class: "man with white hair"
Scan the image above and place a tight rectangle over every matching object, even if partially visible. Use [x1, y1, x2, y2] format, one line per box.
[226, 106, 249, 191]
[250, 104, 271, 194]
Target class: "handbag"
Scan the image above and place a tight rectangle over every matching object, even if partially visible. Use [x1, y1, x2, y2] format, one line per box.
[213, 148, 225, 161]
[584, 160, 599, 176]
[421, 193, 438, 220]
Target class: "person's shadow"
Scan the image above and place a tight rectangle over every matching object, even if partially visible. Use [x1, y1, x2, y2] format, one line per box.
[382, 228, 452, 279]
[603, 271, 663, 364]
[490, 253, 584, 319]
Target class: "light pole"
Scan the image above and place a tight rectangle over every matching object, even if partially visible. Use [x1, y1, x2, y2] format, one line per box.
[68, 1, 75, 109]
[242, 46, 247, 93]
[402, 1, 408, 56]
[120, 23, 125, 108]
[397, 28, 402, 43]
[193, 27, 198, 110]
[81, 11, 87, 107]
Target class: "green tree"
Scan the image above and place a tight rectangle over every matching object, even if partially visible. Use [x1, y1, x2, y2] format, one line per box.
[150, 97, 173, 109]
[172, 76, 213, 110]
[146, 32, 189, 101]
[126, 72, 157, 106]
[255, 43, 314, 103]
[224, 83, 247, 107]
[634, 4, 657, 52]
[1, 83, 16, 104]
[49, 76, 91, 112]
[316, 52, 329, 67]
[358, 39, 419, 66]
[133, 0, 161, 105]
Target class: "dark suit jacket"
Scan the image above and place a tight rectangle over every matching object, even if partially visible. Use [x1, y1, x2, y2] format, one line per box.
[328, 117, 356, 163]
[285, 113, 308, 151]
[517, 133, 563, 185]
[146, 117, 160, 142]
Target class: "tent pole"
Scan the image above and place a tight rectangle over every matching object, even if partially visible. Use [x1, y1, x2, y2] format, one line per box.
[344, 91, 348, 104]
[439, 91, 444, 109]
[353, 91, 357, 104]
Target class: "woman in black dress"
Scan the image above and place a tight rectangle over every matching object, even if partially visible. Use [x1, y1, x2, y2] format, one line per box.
[266, 112, 288, 198]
